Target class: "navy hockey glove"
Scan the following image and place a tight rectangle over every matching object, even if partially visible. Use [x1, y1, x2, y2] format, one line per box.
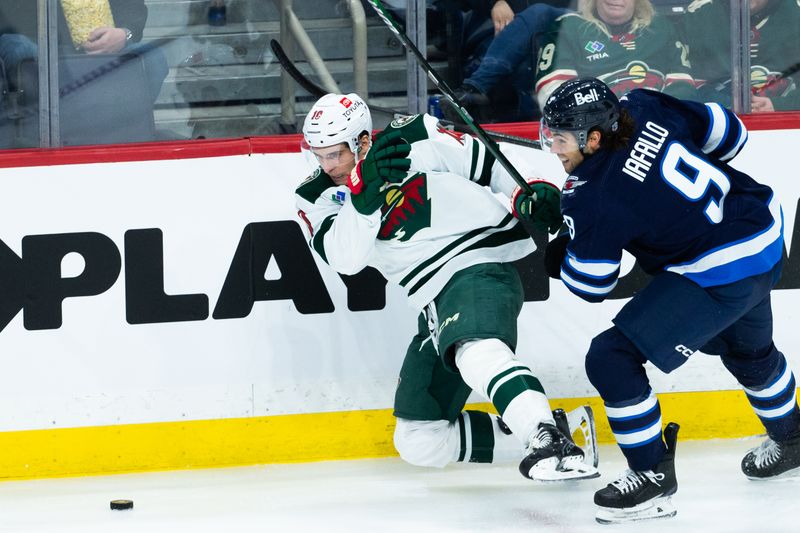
[511, 179, 562, 234]
[363, 129, 412, 183]
[544, 233, 570, 279]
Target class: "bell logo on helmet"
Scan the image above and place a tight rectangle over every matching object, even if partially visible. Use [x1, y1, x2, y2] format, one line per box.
[574, 88, 600, 106]
[340, 97, 353, 108]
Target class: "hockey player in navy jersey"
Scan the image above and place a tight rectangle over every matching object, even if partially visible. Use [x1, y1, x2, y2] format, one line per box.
[295, 93, 599, 483]
[539, 78, 800, 523]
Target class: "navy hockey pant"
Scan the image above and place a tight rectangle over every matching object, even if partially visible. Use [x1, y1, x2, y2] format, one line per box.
[585, 262, 799, 471]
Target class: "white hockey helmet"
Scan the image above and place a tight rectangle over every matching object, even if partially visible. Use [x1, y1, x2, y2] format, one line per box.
[302, 93, 372, 155]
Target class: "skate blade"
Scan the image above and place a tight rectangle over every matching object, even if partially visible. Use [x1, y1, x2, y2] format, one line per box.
[595, 496, 676, 524]
[746, 464, 800, 481]
[566, 405, 599, 468]
[529, 456, 600, 482]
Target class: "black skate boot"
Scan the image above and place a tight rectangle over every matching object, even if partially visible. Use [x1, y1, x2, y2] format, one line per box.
[594, 422, 680, 524]
[741, 433, 800, 480]
[519, 422, 599, 481]
[552, 408, 571, 437]
[500, 408, 580, 436]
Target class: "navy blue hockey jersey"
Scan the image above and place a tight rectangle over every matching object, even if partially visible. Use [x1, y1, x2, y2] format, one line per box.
[558, 89, 783, 302]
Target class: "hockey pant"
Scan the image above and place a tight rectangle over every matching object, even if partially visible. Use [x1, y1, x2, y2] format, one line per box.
[586, 267, 800, 472]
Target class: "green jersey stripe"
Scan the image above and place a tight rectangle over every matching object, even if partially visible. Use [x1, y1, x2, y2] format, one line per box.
[466, 410, 495, 463]
[477, 147, 496, 187]
[311, 214, 336, 264]
[457, 413, 467, 462]
[487, 365, 531, 399]
[469, 138, 480, 181]
[459, 222, 529, 255]
[492, 375, 546, 416]
[405, 222, 527, 296]
[399, 213, 515, 288]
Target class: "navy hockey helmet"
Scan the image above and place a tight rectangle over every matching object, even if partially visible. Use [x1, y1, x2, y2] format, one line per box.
[540, 78, 620, 151]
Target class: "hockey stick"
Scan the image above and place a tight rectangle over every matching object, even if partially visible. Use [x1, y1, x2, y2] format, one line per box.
[364, 0, 533, 194]
[270, 38, 401, 117]
[270, 39, 543, 150]
[712, 61, 800, 96]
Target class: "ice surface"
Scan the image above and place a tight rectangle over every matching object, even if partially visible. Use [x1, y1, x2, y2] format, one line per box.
[0, 437, 795, 533]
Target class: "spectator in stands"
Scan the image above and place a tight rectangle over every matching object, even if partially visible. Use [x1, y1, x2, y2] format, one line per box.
[681, 0, 800, 112]
[534, 0, 695, 109]
[444, 1, 573, 124]
[0, 0, 167, 103]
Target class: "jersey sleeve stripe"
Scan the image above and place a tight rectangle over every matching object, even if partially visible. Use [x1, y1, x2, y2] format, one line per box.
[469, 139, 481, 181]
[665, 73, 694, 84]
[477, 145, 495, 187]
[701, 103, 748, 161]
[701, 103, 729, 154]
[310, 214, 336, 264]
[566, 255, 621, 278]
[535, 70, 578, 93]
[719, 116, 748, 161]
[560, 269, 618, 296]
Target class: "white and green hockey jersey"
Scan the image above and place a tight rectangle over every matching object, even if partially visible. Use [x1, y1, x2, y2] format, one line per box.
[295, 113, 537, 311]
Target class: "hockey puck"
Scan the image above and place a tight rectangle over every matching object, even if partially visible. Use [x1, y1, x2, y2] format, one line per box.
[110, 499, 134, 510]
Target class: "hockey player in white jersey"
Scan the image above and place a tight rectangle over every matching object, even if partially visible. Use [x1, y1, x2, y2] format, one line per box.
[295, 92, 598, 481]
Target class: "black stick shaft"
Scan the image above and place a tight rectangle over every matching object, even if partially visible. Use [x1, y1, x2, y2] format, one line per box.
[364, 0, 534, 194]
[270, 38, 543, 150]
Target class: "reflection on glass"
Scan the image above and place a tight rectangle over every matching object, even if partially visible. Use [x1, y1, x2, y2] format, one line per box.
[682, 0, 800, 113]
[0, 1, 796, 150]
[0, 2, 40, 148]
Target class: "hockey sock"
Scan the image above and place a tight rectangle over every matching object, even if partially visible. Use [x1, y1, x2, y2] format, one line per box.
[455, 338, 554, 445]
[605, 388, 667, 471]
[740, 354, 800, 440]
[455, 410, 524, 463]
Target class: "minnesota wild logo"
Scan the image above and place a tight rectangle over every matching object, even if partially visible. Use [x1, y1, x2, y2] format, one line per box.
[379, 173, 431, 241]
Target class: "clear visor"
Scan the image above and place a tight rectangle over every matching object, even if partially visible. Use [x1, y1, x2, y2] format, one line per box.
[539, 119, 583, 154]
[300, 138, 319, 172]
[300, 139, 355, 173]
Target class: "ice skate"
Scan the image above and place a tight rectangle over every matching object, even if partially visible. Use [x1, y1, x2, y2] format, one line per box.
[595, 422, 679, 524]
[557, 406, 599, 469]
[519, 420, 599, 481]
[742, 433, 800, 480]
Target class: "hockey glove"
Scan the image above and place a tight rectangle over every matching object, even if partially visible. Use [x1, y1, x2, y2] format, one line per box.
[347, 159, 388, 214]
[363, 129, 412, 183]
[510, 179, 562, 234]
[544, 233, 570, 279]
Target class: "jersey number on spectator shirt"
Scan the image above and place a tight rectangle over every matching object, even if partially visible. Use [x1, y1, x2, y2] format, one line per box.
[661, 142, 731, 224]
[538, 44, 556, 71]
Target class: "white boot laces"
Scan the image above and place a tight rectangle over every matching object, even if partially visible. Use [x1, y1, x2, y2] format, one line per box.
[752, 438, 782, 468]
[611, 469, 665, 494]
[527, 425, 555, 451]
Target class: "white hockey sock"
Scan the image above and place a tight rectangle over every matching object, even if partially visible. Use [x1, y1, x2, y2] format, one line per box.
[455, 338, 554, 445]
[456, 410, 526, 463]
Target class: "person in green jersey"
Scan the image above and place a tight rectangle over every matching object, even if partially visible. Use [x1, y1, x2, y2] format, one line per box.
[294, 92, 599, 481]
[681, 0, 800, 112]
[535, 0, 696, 108]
